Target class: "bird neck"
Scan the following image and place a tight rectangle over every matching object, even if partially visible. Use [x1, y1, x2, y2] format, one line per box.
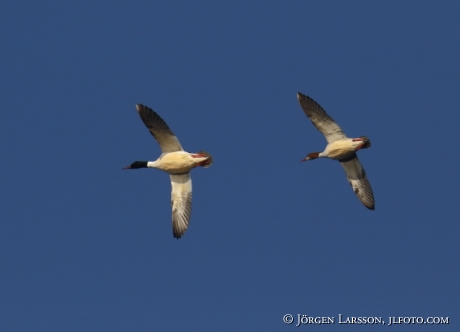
[147, 160, 160, 168]
[318, 152, 326, 158]
[307, 152, 322, 159]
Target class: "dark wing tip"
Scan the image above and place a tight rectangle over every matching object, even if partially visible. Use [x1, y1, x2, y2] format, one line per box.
[297, 93, 322, 113]
[136, 104, 151, 119]
[134, 104, 177, 137]
[297, 92, 314, 100]
[356, 183, 375, 210]
[354, 191, 374, 210]
[136, 104, 150, 114]
[359, 188, 375, 210]
[136, 104, 157, 117]
[297, 92, 309, 101]
[172, 224, 187, 239]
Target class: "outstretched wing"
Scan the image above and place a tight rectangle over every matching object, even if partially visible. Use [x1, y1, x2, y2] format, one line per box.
[297, 93, 346, 143]
[339, 154, 375, 210]
[136, 104, 183, 153]
[170, 173, 193, 238]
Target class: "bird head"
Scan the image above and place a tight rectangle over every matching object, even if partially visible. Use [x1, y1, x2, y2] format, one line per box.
[122, 161, 148, 170]
[301, 152, 320, 162]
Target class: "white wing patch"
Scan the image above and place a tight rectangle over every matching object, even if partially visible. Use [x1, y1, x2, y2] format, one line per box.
[170, 173, 193, 238]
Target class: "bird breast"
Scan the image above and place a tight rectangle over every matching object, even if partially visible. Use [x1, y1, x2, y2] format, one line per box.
[157, 152, 197, 174]
[324, 139, 359, 160]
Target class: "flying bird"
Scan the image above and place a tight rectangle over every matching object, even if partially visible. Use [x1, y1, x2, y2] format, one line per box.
[123, 104, 213, 238]
[297, 92, 375, 210]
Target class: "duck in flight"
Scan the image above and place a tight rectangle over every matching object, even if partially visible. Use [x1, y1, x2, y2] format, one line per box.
[297, 92, 375, 210]
[123, 104, 213, 238]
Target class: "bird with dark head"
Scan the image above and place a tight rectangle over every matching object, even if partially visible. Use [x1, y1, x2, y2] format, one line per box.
[122, 161, 148, 170]
[297, 92, 375, 210]
[123, 104, 212, 238]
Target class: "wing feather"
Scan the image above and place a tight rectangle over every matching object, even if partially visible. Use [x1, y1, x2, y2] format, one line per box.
[339, 154, 375, 210]
[136, 104, 183, 153]
[297, 93, 346, 143]
[170, 173, 192, 238]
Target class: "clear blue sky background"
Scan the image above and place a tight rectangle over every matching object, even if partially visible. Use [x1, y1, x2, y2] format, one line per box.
[1, 1, 459, 331]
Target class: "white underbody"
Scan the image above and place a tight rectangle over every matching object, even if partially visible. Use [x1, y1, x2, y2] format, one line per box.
[320, 139, 364, 160]
[147, 151, 208, 174]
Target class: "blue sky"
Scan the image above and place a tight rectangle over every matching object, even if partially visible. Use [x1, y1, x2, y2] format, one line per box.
[1, 1, 459, 331]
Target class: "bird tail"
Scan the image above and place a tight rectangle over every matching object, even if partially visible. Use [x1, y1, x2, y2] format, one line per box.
[360, 136, 371, 149]
[197, 151, 213, 168]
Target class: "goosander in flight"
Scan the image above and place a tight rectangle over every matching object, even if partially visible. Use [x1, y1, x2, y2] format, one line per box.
[297, 92, 375, 210]
[123, 104, 213, 238]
